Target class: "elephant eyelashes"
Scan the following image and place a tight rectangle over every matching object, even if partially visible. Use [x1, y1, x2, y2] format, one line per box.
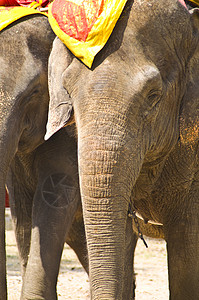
[28, 88, 40, 98]
[146, 90, 162, 109]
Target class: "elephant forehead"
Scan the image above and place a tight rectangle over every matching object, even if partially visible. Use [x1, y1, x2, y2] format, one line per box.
[130, 0, 190, 37]
[86, 63, 161, 94]
[130, 65, 161, 90]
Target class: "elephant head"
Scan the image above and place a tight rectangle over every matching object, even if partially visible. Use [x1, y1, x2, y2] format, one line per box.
[0, 15, 55, 298]
[46, 0, 199, 298]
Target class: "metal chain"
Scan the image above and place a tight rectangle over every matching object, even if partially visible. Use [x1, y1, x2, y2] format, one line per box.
[128, 203, 148, 248]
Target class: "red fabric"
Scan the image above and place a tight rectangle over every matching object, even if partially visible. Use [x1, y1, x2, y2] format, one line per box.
[16, 0, 49, 7]
[178, 0, 187, 8]
[0, 0, 19, 5]
[51, 0, 106, 42]
[5, 190, 9, 208]
[0, 0, 49, 6]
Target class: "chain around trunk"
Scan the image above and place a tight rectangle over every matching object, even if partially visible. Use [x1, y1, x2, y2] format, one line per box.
[128, 203, 148, 248]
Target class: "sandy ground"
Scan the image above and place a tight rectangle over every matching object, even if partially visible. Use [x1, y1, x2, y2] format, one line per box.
[6, 208, 169, 299]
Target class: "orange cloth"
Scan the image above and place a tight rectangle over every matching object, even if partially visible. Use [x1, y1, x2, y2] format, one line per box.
[0, 4, 47, 32]
[188, 0, 199, 5]
[48, 0, 193, 68]
[48, 0, 128, 68]
[0, 0, 19, 6]
[178, 0, 187, 7]
[0, 0, 49, 6]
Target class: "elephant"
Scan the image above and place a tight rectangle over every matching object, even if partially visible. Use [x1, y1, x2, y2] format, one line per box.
[0, 14, 55, 298]
[45, 0, 199, 299]
[8, 126, 88, 299]
[0, 14, 89, 299]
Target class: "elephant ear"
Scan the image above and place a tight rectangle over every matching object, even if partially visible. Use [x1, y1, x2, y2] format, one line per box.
[180, 8, 199, 146]
[45, 37, 73, 140]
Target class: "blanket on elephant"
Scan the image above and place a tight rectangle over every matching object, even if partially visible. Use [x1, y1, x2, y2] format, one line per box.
[48, 0, 128, 68]
[0, 0, 49, 7]
[0, 0, 48, 32]
[47, 0, 195, 68]
[0, 5, 46, 31]
[187, 0, 199, 6]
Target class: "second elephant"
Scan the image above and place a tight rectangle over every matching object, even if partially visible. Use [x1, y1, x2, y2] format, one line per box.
[0, 14, 88, 299]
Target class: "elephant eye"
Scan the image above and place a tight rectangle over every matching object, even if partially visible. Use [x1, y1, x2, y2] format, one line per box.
[147, 89, 161, 108]
[29, 88, 40, 98]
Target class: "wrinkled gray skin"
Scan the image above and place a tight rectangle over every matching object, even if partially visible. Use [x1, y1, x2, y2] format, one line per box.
[0, 16, 88, 299]
[8, 127, 88, 300]
[0, 15, 53, 298]
[46, 0, 199, 299]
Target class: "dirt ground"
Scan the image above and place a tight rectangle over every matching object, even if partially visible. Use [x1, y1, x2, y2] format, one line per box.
[6, 208, 169, 299]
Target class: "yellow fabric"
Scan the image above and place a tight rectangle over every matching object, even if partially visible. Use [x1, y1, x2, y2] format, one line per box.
[48, 0, 128, 68]
[189, 0, 199, 5]
[0, 5, 46, 32]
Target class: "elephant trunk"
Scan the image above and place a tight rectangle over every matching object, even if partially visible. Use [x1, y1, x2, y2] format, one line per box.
[77, 113, 143, 299]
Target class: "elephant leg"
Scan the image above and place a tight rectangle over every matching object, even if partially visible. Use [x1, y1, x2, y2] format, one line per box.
[66, 205, 89, 274]
[21, 129, 80, 299]
[123, 216, 138, 300]
[7, 178, 32, 278]
[166, 213, 199, 300]
[9, 198, 32, 279]
[21, 172, 80, 300]
[6, 157, 34, 280]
